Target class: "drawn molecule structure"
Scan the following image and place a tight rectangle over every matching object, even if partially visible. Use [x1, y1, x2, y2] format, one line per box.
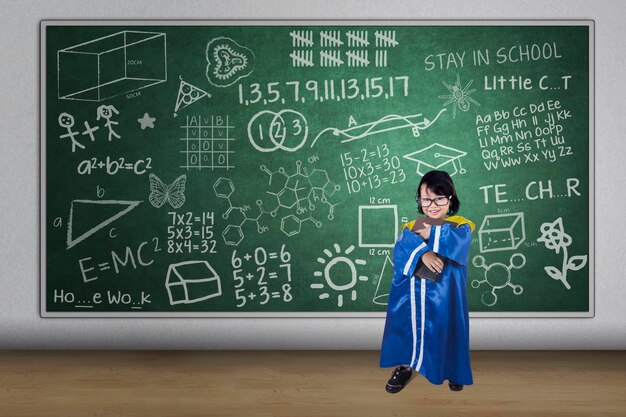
[212, 161, 341, 245]
[213, 177, 270, 246]
[471, 253, 525, 307]
[261, 160, 341, 220]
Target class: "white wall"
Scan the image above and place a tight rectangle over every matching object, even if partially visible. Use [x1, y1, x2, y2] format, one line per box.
[1, 0, 624, 349]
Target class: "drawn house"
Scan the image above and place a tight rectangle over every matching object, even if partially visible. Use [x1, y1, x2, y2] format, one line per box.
[166, 261, 222, 305]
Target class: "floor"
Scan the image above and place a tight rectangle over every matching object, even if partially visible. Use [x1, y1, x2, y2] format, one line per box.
[0, 350, 624, 416]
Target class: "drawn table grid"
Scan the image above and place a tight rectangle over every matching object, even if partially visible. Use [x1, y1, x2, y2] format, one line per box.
[180, 115, 234, 170]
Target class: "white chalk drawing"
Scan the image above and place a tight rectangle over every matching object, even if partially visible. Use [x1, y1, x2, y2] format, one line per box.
[373, 255, 393, 306]
[96, 105, 121, 141]
[289, 30, 398, 68]
[174, 76, 211, 117]
[375, 30, 398, 48]
[57, 31, 167, 101]
[261, 161, 340, 220]
[81, 119, 99, 144]
[205, 37, 255, 88]
[59, 109, 135, 152]
[290, 50, 315, 67]
[403, 142, 467, 177]
[358, 205, 398, 248]
[166, 260, 222, 305]
[137, 112, 156, 130]
[213, 161, 340, 246]
[213, 177, 259, 246]
[320, 50, 344, 67]
[346, 50, 369, 67]
[310, 109, 446, 148]
[311, 243, 368, 308]
[58, 112, 84, 152]
[248, 109, 308, 153]
[471, 253, 525, 307]
[346, 31, 369, 47]
[320, 31, 343, 47]
[478, 213, 526, 253]
[438, 74, 480, 118]
[66, 199, 141, 249]
[375, 50, 388, 67]
[290, 30, 314, 47]
[537, 217, 588, 290]
[180, 115, 234, 170]
[148, 173, 186, 209]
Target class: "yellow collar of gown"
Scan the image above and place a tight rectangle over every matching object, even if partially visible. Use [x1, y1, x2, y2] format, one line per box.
[402, 215, 475, 232]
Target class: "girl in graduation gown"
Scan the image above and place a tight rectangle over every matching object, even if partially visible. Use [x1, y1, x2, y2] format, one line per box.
[380, 170, 475, 392]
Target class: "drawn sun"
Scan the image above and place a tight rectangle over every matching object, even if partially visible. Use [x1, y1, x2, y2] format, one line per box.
[310, 243, 368, 307]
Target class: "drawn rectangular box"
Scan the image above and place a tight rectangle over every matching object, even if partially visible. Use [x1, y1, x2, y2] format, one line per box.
[57, 31, 167, 101]
[478, 212, 526, 253]
[166, 261, 222, 305]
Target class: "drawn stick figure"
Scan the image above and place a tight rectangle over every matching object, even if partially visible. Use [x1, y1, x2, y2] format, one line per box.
[58, 112, 84, 152]
[96, 105, 121, 141]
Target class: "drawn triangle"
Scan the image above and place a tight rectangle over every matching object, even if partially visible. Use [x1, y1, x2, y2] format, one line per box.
[373, 255, 393, 305]
[174, 76, 211, 116]
[66, 199, 142, 249]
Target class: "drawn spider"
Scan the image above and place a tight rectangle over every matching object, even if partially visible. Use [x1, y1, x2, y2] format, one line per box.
[438, 74, 480, 118]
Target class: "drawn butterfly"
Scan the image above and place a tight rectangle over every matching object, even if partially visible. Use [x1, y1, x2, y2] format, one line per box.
[148, 173, 187, 209]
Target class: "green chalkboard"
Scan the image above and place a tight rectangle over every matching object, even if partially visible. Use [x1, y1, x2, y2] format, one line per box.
[41, 21, 593, 317]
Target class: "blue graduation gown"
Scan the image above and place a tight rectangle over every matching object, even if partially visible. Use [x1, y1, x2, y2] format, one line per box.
[380, 219, 474, 385]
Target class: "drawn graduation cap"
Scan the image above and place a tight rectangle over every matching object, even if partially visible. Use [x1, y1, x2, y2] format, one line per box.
[403, 143, 467, 176]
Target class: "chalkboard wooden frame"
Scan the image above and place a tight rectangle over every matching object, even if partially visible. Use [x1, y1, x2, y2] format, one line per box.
[40, 20, 594, 318]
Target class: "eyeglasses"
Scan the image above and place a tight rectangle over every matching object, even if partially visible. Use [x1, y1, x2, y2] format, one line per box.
[417, 196, 451, 207]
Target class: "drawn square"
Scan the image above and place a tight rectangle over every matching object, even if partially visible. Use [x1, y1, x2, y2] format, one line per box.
[358, 205, 398, 248]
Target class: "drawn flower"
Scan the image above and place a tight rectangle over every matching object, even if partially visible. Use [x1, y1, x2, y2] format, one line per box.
[537, 217, 572, 254]
[537, 217, 587, 290]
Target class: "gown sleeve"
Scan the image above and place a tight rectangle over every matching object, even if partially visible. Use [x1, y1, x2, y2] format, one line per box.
[393, 227, 430, 277]
[430, 222, 472, 266]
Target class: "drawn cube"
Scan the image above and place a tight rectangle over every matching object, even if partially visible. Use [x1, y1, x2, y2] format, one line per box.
[58, 31, 167, 101]
[358, 205, 398, 248]
[478, 213, 526, 253]
[166, 261, 221, 305]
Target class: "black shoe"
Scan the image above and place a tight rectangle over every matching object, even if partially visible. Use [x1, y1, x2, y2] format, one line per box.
[386, 366, 412, 393]
[448, 381, 464, 391]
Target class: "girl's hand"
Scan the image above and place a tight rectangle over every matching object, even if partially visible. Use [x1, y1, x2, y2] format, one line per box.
[416, 223, 431, 240]
[421, 251, 444, 274]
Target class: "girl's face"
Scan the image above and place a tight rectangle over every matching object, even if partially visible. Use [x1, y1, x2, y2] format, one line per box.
[419, 183, 450, 220]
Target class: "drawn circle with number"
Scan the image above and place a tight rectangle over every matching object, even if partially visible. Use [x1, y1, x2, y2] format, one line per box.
[248, 110, 284, 152]
[248, 109, 308, 153]
[270, 110, 308, 152]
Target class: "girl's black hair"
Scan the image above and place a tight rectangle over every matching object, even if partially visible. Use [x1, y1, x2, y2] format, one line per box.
[415, 170, 461, 215]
